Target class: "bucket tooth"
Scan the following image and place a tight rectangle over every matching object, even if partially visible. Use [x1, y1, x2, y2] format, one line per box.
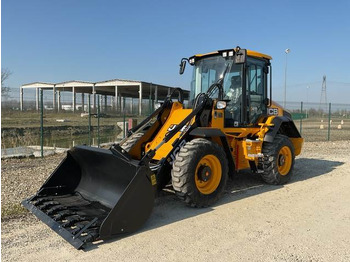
[32, 198, 53, 206]
[80, 230, 99, 244]
[46, 205, 66, 215]
[70, 220, 100, 235]
[53, 210, 76, 221]
[38, 201, 60, 210]
[70, 223, 87, 235]
[61, 215, 85, 228]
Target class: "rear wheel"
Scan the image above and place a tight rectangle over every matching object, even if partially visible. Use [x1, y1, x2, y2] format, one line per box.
[171, 138, 228, 207]
[260, 134, 295, 185]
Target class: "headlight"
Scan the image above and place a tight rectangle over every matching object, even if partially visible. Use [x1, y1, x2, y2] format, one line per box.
[216, 101, 227, 110]
[155, 102, 162, 109]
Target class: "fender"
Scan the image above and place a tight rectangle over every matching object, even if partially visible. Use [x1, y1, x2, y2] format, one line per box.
[264, 116, 301, 143]
[189, 127, 235, 176]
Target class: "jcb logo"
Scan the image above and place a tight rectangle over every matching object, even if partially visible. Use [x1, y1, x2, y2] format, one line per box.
[268, 108, 279, 116]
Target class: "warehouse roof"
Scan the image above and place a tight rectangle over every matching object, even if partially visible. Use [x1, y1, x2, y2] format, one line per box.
[21, 79, 189, 99]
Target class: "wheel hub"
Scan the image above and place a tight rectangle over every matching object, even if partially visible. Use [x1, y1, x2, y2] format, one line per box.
[278, 154, 285, 166]
[194, 154, 222, 195]
[197, 165, 212, 182]
[277, 146, 292, 176]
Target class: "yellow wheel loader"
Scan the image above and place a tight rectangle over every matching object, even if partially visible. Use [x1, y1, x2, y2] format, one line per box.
[22, 46, 303, 249]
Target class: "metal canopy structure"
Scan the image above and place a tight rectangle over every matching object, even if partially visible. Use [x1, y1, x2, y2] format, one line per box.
[20, 79, 189, 115]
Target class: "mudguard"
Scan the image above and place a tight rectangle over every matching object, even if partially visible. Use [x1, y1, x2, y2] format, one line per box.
[264, 116, 302, 143]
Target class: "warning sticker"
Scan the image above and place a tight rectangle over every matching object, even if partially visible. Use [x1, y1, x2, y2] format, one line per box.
[150, 174, 157, 186]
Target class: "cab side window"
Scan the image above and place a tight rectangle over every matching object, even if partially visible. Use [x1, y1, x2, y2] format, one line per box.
[247, 59, 266, 123]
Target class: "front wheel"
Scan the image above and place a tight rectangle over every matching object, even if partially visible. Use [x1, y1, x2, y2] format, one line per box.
[120, 132, 145, 152]
[171, 138, 228, 207]
[260, 134, 295, 185]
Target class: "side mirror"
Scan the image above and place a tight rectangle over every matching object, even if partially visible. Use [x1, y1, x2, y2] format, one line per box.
[179, 59, 187, 75]
[234, 47, 247, 64]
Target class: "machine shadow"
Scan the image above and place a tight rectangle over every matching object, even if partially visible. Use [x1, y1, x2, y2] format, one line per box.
[85, 157, 344, 251]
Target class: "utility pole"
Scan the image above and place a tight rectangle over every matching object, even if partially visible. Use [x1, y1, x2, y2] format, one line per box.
[283, 48, 291, 109]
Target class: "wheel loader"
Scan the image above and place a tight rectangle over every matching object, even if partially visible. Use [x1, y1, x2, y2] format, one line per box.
[22, 46, 303, 249]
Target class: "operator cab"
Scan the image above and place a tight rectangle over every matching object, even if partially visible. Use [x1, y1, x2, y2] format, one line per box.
[183, 48, 271, 127]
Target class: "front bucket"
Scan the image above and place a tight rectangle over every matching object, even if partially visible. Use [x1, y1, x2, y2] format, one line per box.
[22, 146, 156, 249]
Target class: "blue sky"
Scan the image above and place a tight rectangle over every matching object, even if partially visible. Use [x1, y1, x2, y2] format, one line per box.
[2, 0, 350, 103]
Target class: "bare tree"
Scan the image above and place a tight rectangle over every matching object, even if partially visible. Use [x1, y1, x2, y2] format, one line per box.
[1, 68, 12, 99]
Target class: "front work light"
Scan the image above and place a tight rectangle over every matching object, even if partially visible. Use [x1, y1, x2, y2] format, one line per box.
[216, 101, 227, 110]
[155, 102, 162, 109]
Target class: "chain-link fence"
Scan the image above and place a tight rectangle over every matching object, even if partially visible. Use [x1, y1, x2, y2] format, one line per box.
[1, 88, 160, 154]
[282, 101, 350, 142]
[2, 88, 350, 156]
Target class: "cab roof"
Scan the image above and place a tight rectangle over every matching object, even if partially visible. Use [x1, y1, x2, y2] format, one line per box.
[193, 49, 272, 60]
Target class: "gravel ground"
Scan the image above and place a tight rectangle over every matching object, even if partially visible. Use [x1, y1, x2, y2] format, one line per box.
[1, 154, 63, 218]
[1, 140, 350, 261]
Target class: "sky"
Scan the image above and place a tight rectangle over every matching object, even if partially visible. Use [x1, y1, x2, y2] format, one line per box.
[2, 0, 350, 103]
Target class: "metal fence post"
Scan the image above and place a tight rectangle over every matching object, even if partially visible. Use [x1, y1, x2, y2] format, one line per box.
[300, 101, 303, 135]
[40, 88, 44, 158]
[328, 103, 331, 141]
[123, 97, 126, 138]
[149, 97, 152, 115]
[149, 83, 152, 116]
[131, 98, 133, 115]
[88, 94, 91, 146]
[97, 95, 100, 148]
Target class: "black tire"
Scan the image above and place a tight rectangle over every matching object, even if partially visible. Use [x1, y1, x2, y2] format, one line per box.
[120, 132, 144, 152]
[171, 138, 228, 207]
[260, 134, 295, 185]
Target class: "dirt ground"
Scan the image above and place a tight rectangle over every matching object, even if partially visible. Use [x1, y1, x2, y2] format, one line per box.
[1, 140, 350, 261]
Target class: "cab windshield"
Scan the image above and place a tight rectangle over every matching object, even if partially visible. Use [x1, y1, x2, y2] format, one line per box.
[189, 55, 243, 105]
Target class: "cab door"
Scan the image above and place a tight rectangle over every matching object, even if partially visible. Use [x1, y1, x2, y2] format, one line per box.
[246, 58, 268, 124]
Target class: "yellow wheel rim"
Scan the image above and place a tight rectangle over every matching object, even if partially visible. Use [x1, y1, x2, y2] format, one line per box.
[195, 154, 222, 195]
[277, 146, 292, 176]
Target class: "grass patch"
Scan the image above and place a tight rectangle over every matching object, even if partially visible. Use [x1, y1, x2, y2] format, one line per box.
[1, 203, 28, 219]
[1, 110, 146, 128]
